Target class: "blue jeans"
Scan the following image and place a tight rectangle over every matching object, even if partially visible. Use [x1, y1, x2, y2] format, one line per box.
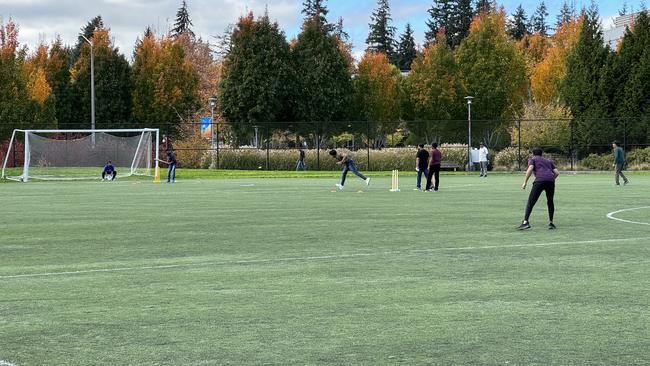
[167, 163, 177, 182]
[341, 160, 366, 185]
[416, 167, 428, 188]
[296, 159, 306, 171]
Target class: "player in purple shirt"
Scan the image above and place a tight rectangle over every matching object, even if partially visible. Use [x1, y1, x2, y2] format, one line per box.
[518, 147, 560, 230]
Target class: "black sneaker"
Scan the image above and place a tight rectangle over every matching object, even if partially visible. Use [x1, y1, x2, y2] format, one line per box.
[517, 222, 531, 230]
[548, 223, 556, 230]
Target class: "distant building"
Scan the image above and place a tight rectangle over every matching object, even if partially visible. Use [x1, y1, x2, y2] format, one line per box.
[603, 12, 642, 48]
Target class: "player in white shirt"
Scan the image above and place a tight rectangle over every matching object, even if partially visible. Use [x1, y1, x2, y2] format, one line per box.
[478, 143, 489, 177]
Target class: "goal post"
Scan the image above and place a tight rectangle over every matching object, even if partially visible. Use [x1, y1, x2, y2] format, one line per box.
[1, 128, 159, 182]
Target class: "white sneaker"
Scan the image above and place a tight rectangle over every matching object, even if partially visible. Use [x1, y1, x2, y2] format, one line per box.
[365, 177, 371, 186]
[335, 183, 344, 190]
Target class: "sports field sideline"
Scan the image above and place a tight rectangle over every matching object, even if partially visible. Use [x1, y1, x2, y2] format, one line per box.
[1, 172, 649, 365]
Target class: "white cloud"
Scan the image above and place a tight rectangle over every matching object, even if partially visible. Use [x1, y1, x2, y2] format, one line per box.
[1, 0, 303, 59]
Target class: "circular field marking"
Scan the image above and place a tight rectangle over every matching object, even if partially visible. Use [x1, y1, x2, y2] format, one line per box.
[606, 206, 650, 226]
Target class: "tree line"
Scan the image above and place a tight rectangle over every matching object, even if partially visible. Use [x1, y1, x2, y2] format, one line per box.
[1, 0, 650, 150]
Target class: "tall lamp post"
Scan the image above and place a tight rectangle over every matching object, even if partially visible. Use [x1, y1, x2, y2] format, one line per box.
[209, 97, 218, 168]
[465, 96, 473, 172]
[81, 35, 96, 145]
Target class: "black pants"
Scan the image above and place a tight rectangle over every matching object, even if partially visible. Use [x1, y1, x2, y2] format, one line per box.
[524, 181, 555, 222]
[426, 164, 440, 191]
[102, 171, 117, 180]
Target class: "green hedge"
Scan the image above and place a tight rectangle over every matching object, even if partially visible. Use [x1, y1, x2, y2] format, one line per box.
[197, 146, 650, 171]
[203, 146, 468, 171]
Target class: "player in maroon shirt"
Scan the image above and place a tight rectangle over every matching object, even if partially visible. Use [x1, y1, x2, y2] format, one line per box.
[425, 142, 442, 191]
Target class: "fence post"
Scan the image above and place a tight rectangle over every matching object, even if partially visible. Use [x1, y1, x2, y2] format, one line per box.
[266, 121, 270, 170]
[366, 120, 371, 171]
[316, 121, 321, 171]
[623, 118, 627, 150]
[517, 120, 521, 172]
[13, 136, 17, 167]
[570, 120, 575, 171]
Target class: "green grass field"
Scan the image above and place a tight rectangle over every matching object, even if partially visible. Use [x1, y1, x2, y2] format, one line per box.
[1, 172, 650, 365]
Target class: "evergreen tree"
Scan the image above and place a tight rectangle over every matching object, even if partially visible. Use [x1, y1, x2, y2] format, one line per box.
[424, 0, 454, 46]
[508, 5, 529, 40]
[454, 0, 473, 46]
[556, 1, 576, 28]
[366, 0, 397, 61]
[172, 0, 195, 38]
[425, 0, 473, 48]
[530, 1, 549, 36]
[333, 17, 350, 42]
[396, 23, 417, 70]
[292, 18, 353, 136]
[610, 11, 650, 144]
[218, 13, 294, 141]
[70, 16, 103, 64]
[47, 38, 74, 128]
[559, 6, 610, 146]
[301, 0, 329, 26]
[69, 26, 133, 129]
[475, 0, 493, 14]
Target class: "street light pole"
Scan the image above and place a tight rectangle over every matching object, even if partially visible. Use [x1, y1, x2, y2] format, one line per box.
[81, 35, 95, 145]
[209, 97, 218, 169]
[465, 96, 473, 172]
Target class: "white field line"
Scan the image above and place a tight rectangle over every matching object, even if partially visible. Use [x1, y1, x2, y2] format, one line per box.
[0, 360, 18, 366]
[2, 236, 650, 280]
[606, 206, 650, 226]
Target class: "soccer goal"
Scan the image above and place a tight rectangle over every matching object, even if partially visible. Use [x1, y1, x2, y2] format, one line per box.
[1, 129, 160, 182]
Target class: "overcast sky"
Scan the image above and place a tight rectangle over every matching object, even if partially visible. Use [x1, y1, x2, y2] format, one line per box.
[0, 0, 643, 61]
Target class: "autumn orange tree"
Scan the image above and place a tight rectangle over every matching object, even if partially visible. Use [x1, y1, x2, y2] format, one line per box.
[131, 29, 200, 136]
[23, 43, 57, 129]
[530, 17, 582, 105]
[352, 52, 400, 143]
[0, 18, 57, 141]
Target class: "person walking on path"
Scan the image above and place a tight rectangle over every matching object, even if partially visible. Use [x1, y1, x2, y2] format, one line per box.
[425, 143, 442, 192]
[478, 143, 489, 177]
[612, 141, 629, 186]
[296, 147, 306, 171]
[518, 147, 560, 230]
[415, 144, 429, 190]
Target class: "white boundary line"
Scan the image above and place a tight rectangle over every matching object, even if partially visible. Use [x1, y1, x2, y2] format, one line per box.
[2, 236, 649, 280]
[0, 360, 18, 366]
[606, 206, 650, 226]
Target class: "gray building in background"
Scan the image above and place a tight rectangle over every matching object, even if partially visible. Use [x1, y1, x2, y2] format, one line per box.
[603, 12, 641, 48]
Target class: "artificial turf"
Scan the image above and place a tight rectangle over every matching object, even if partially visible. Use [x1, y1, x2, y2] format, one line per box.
[1, 172, 649, 365]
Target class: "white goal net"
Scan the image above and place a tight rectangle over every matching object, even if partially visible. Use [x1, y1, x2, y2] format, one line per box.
[1, 129, 159, 181]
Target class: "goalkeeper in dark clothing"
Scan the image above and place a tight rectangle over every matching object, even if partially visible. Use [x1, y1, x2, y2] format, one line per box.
[102, 161, 117, 181]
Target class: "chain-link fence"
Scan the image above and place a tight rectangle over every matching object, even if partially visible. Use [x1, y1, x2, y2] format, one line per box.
[3, 118, 649, 171]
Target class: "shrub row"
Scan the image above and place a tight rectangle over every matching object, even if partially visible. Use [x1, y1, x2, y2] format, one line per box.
[173, 145, 650, 171]
[195, 146, 469, 171]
